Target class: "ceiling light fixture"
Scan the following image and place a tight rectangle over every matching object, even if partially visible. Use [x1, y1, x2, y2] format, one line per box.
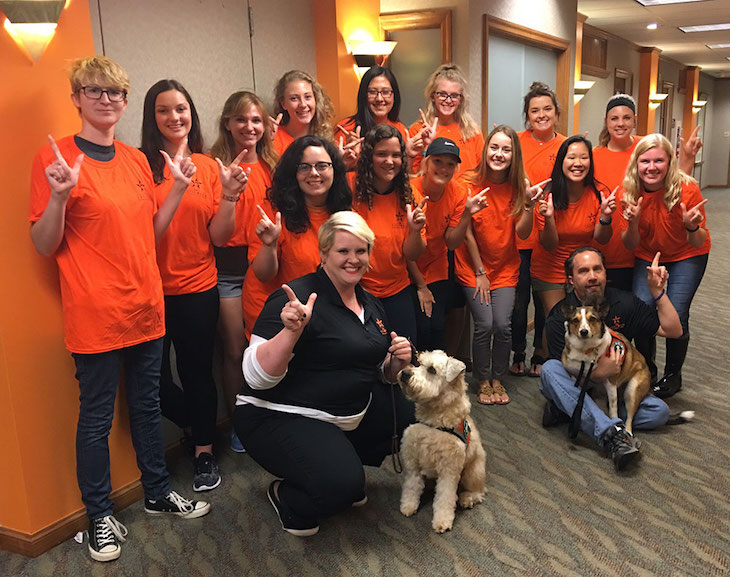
[679, 23, 730, 33]
[707, 43, 730, 50]
[649, 93, 668, 109]
[647, 23, 658, 30]
[636, 0, 707, 5]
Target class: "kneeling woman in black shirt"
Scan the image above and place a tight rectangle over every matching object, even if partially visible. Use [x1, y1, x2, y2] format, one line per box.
[234, 211, 414, 536]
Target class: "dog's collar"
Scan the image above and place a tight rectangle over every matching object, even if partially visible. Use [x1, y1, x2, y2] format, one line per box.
[584, 330, 625, 359]
[433, 418, 471, 445]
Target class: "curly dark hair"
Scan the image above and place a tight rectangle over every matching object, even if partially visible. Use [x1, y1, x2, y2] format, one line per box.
[140, 79, 203, 184]
[355, 124, 412, 211]
[546, 135, 607, 211]
[268, 135, 352, 234]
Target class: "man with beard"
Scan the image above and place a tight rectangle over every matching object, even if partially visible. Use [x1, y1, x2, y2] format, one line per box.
[539, 247, 682, 470]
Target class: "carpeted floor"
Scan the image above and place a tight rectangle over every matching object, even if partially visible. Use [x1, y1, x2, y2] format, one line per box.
[3, 189, 729, 577]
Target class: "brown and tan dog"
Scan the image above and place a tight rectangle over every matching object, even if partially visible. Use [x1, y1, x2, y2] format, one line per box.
[397, 350, 486, 533]
[562, 300, 650, 435]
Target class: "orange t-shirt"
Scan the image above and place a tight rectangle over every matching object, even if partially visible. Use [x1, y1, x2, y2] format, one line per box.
[454, 179, 521, 290]
[632, 181, 711, 263]
[225, 160, 272, 247]
[408, 122, 484, 174]
[29, 136, 164, 354]
[242, 203, 331, 338]
[517, 130, 566, 251]
[592, 140, 638, 269]
[336, 117, 408, 143]
[531, 187, 602, 284]
[353, 188, 424, 299]
[154, 153, 221, 295]
[273, 126, 296, 156]
[411, 176, 465, 285]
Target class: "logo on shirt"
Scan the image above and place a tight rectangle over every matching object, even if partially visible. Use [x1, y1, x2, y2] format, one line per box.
[375, 318, 388, 335]
[588, 212, 597, 224]
[136, 180, 149, 200]
[611, 316, 625, 331]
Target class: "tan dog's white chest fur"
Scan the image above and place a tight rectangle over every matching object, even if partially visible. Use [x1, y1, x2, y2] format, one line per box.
[397, 350, 487, 533]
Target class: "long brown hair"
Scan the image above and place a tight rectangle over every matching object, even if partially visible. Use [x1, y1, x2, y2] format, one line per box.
[273, 70, 334, 141]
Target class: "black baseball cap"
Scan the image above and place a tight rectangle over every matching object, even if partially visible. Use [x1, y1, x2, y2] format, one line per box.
[425, 137, 461, 163]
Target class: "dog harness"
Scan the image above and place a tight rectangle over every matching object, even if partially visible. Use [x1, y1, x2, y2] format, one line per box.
[434, 418, 471, 445]
[584, 330, 626, 361]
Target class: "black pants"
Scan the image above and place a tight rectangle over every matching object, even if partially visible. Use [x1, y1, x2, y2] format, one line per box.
[413, 279, 453, 352]
[381, 285, 418, 346]
[159, 287, 219, 446]
[511, 249, 545, 361]
[234, 383, 415, 525]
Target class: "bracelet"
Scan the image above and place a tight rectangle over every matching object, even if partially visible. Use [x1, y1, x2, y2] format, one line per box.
[475, 267, 486, 277]
[685, 224, 700, 233]
[653, 288, 666, 302]
[599, 217, 612, 225]
[222, 193, 240, 203]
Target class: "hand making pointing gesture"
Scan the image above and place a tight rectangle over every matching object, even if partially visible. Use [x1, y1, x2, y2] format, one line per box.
[406, 197, 429, 232]
[160, 138, 196, 187]
[44, 135, 83, 200]
[216, 148, 250, 197]
[280, 284, 317, 333]
[255, 204, 282, 247]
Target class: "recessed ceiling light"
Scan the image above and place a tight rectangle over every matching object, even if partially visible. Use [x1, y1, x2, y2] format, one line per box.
[647, 23, 658, 30]
[636, 0, 707, 5]
[708, 43, 730, 49]
[679, 23, 730, 33]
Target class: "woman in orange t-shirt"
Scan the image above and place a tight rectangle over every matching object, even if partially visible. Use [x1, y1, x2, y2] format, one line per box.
[622, 133, 710, 399]
[271, 70, 335, 155]
[455, 126, 546, 405]
[512, 82, 567, 378]
[533, 135, 616, 316]
[209, 91, 278, 452]
[408, 64, 484, 174]
[247, 135, 353, 329]
[141, 80, 247, 489]
[353, 124, 427, 344]
[337, 66, 431, 167]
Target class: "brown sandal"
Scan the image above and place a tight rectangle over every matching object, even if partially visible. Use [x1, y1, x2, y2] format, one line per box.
[477, 381, 495, 405]
[492, 382, 510, 405]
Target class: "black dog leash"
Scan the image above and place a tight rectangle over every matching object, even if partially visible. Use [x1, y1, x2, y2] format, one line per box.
[568, 360, 595, 439]
[388, 338, 419, 474]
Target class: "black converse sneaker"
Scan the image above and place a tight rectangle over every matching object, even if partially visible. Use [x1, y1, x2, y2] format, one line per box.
[602, 424, 640, 471]
[88, 515, 127, 562]
[144, 490, 211, 519]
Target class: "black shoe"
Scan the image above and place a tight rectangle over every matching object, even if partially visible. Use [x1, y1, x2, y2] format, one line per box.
[602, 424, 640, 471]
[542, 400, 570, 428]
[145, 490, 211, 518]
[652, 372, 682, 399]
[193, 452, 221, 492]
[267, 481, 319, 537]
[88, 515, 127, 562]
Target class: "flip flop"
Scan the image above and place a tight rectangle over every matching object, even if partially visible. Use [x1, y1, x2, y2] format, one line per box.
[477, 381, 495, 405]
[509, 361, 527, 377]
[528, 355, 544, 378]
[492, 382, 510, 405]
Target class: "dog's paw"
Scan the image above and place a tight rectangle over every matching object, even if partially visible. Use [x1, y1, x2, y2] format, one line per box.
[432, 517, 454, 533]
[458, 491, 485, 509]
[400, 503, 419, 517]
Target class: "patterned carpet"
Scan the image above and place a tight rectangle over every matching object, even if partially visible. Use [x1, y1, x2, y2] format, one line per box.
[3, 189, 729, 577]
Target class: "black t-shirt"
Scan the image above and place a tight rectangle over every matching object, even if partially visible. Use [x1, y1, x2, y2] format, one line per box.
[243, 267, 391, 416]
[546, 287, 661, 360]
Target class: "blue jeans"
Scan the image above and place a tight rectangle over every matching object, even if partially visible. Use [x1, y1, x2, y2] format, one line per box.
[73, 338, 172, 519]
[539, 360, 669, 444]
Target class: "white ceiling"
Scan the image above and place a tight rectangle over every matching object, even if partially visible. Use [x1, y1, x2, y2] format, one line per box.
[577, 0, 730, 78]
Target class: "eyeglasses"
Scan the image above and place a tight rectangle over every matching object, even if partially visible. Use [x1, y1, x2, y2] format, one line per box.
[296, 161, 333, 174]
[367, 88, 394, 99]
[434, 91, 462, 102]
[78, 86, 127, 102]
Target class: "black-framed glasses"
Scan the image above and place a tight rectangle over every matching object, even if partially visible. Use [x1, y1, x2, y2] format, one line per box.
[79, 86, 127, 102]
[296, 161, 333, 174]
[367, 88, 394, 99]
[434, 91, 462, 102]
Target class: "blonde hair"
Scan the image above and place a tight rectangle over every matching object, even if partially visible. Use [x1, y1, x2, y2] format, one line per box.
[209, 91, 278, 171]
[422, 64, 480, 140]
[598, 94, 636, 147]
[69, 56, 130, 93]
[318, 211, 375, 254]
[623, 133, 695, 211]
[273, 70, 335, 142]
[466, 125, 527, 218]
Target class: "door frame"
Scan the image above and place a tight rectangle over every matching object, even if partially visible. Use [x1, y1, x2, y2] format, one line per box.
[380, 9, 452, 63]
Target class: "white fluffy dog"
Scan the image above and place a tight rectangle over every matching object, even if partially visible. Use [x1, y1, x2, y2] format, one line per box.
[397, 350, 487, 533]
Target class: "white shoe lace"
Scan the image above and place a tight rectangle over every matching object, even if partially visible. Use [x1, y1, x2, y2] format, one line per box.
[166, 491, 194, 514]
[94, 515, 127, 547]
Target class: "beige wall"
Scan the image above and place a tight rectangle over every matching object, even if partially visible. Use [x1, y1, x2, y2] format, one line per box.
[704, 77, 730, 187]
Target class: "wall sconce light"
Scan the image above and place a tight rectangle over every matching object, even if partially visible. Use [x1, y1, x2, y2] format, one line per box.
[573, 80, 595, 104]
[692, 99, 707, 114]
[349, 39, 397, 79]
[0, 0, 66, 62]
[649, 93, 668, 109]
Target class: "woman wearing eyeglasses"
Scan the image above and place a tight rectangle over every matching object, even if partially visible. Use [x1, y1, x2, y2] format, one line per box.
[408, 64, 484, 174]
[243, 136, 353, 335]
[337, 66, 431, 164]
[271, 70, 335, 155]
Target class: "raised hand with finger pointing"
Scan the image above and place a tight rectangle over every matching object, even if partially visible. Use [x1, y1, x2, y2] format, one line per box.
[44, 135, 84, 201]
[160, 137, 196, 187]
[280, 284, 317, 333]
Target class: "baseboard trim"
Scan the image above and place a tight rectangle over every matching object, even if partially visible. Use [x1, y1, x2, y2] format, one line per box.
[0, 480, 143, 558]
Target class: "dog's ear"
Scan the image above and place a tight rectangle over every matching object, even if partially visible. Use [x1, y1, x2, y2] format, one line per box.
[561, 300, 573, 319]
[596, 297, 610, 321]
[445, 357, 466, 382]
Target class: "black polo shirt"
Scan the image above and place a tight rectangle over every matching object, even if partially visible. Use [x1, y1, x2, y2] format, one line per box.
[546, 287, 660, 360]
[242, 267, 391, 416]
